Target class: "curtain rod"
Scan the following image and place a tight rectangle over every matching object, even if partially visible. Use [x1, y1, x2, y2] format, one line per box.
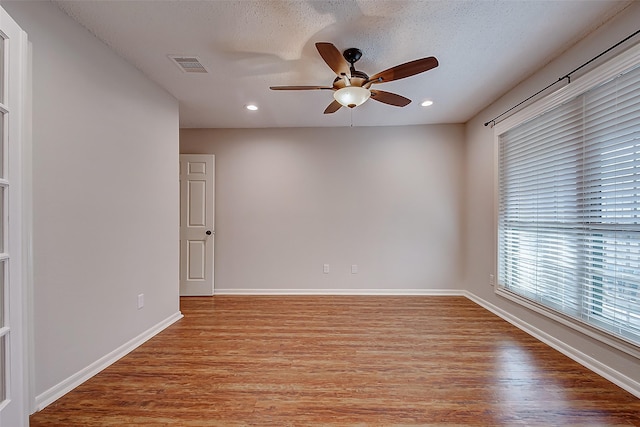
[484, 28, 640, 127]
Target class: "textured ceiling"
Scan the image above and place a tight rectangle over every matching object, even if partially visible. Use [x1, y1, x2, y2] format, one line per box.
[53, 0, 632, 128]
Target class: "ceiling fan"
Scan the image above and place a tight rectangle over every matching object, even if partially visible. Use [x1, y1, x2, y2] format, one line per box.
[270, 42, 438, 114]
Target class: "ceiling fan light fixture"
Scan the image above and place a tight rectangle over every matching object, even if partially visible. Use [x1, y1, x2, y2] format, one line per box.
[333, 86, 370, 108]
[271, 43, 439, 114]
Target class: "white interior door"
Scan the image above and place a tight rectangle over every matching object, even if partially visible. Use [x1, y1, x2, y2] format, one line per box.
[180, 155, 215, 296]
[0, 6, 28, 426]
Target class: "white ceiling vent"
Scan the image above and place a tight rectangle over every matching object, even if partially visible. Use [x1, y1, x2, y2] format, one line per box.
[168, 55, 208, 73]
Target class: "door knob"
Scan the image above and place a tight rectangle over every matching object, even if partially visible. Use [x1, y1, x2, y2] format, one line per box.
[206, 230, 212, 235]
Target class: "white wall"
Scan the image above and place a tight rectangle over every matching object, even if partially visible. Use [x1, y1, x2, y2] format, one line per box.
[3, 1, 181, 406]
[5, 0, 636, 412]
[181, 125, 464, 293]
[464, 2, 640, 391]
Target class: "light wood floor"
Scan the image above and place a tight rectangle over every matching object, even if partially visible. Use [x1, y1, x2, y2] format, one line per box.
[31, 296, 640, 426]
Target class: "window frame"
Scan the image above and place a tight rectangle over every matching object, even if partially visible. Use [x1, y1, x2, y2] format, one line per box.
[493, 42, 640, 359]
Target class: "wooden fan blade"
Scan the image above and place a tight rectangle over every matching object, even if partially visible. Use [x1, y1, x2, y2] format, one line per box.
[368, 56, 438, 84]
[270, 86, 333, 90]
[370, 90, 411, 107]
[315, 42, 350, 78]
[324, 100, 342, 114]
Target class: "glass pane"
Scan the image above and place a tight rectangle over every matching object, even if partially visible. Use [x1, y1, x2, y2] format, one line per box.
[0, 335, 5, 403]
[0, 36, 4, 103]
[0, 186, 4, 253]
[0, 261, 4, 329]
[0, 113, 4, 178]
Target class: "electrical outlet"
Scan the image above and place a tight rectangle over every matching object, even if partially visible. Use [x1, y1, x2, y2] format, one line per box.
[137, 293, 145, 309]
[351, 264, 358, 274]
[489, 274, 495, 287]
[323, 264, 330, 274]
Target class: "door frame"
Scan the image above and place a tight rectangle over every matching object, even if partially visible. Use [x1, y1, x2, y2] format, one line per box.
[0, 5, 30, 425]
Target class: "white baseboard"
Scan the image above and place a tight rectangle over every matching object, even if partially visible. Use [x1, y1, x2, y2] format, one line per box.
[465, 291, 640, 399]
[214, 288, 466, 296]
[34, 311, 184, 412]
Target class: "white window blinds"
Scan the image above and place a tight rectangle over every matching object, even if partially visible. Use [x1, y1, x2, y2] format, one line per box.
[497, 62, 640, 348]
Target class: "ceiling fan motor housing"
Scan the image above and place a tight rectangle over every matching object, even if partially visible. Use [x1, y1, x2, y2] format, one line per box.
[343, 48, 363, 64]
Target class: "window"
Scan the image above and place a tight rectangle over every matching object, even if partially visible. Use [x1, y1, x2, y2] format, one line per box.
[495, 44, 640, 354]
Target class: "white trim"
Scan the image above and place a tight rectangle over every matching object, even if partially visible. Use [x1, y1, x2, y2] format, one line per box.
[22, 34, 34, 415]
[465, 291, 640, 399]
[213, 288, 466, 296]
[33, 311, 183, 412]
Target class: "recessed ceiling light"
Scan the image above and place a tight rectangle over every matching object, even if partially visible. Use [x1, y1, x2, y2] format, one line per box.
[421, 100, 434, 107]
[245, 104, 258, 111]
